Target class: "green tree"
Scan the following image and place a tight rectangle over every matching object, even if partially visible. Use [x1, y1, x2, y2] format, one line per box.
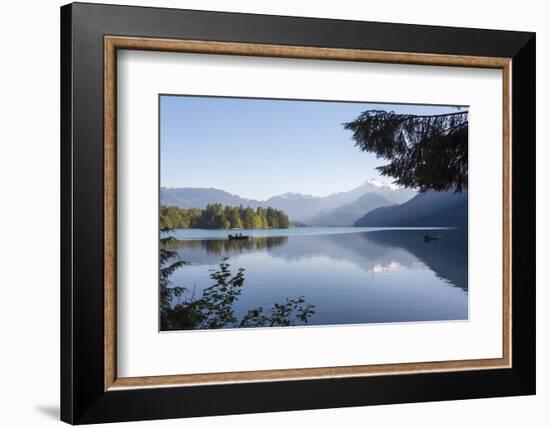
[228, 207, 243, 229]
[343, 110, 468, 192]
[256, 207, 269, 228]
[265, 207, 278, 228]
[242, 207, 256, 229]
[251, 214, 263, 229]
[277, 211, 290, 228]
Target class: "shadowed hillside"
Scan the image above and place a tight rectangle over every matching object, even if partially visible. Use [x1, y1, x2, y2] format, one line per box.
[354, 190, 467, 227]
[306, 192, 394, 226]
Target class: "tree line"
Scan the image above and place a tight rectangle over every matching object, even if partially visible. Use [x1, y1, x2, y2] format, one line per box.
[160, 204, 290, 230]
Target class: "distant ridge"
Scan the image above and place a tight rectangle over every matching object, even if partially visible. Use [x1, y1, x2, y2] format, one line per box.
[160, 187, 260, 210]
[306, 192, 394, 226]
[354, 190, 468, 227]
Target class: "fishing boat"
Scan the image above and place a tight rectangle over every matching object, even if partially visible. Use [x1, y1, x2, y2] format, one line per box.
[228, 233, 249, 241]
[423, 234, 442, 242]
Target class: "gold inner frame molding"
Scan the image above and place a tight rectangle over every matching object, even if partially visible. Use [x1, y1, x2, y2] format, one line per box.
[104, 35, 512, 391]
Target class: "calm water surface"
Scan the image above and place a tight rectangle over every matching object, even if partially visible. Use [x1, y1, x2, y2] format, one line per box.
[163, 227, 468, 327]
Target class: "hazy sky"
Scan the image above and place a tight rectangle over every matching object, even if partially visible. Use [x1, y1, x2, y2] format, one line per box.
[160, 95, 464, 200]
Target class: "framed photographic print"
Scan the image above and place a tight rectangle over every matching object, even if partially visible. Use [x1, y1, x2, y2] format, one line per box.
[60, 2, 536, 424]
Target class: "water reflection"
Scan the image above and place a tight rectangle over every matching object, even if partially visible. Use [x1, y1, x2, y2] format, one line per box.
[167, 235, 288, 255]
[166, 228, 468, 326]
[169, 230, 467, 291]
[365, 229, 468, 291]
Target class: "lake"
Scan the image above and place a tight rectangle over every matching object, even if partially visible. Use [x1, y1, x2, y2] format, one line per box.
[162, 227, 468, 328]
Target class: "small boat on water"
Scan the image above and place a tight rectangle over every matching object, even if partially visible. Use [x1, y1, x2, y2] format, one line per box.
[228, 233, 249, 241]
[424, 234, 442, 242]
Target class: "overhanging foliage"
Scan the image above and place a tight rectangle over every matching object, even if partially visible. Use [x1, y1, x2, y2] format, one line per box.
[344, 110, 468, 192]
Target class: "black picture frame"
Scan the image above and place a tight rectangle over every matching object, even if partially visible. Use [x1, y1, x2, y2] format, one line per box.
[61, 2, 535, 424]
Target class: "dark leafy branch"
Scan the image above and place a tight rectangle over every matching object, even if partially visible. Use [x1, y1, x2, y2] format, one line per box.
[343, 110, 468, 192]
[160, 237, 315, 331]
[238, 297, 316, 328]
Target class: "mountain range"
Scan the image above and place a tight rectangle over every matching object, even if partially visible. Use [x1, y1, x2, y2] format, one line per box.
[160, 180, 416, 224]
[354, 190, 468, 227]
[161, 184, 468, 228]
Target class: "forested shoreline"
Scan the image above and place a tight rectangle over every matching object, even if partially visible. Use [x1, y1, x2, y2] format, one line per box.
[160, 204, 290, 230]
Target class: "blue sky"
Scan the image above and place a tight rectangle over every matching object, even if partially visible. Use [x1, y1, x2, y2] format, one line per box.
[160, 95, 465, 200]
